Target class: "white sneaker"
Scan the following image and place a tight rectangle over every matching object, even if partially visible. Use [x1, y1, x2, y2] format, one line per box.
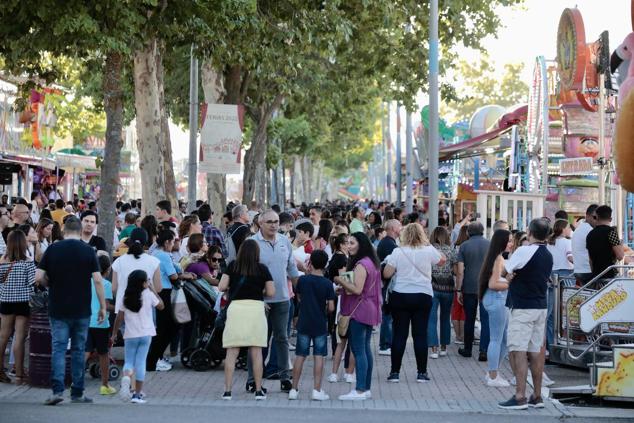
[311, 389, 329, 401]
[510, 376, 516, 386]
[338, 390, 367, 401]
[156, 359, 172, 372]
[120, 375, 131, 402]
[378, 348, 391, 356]
[542, 372, 555, 387]
[289, 343, 296, 352]
[288, 388, 299, 400]
[327, 373, 338, 383]
[486, 375, 511, 387]
[344, 373, 356, 383]
[439, 349, 448, 357]
[364, 390, 372, 399]
[430, 352, 439, 359]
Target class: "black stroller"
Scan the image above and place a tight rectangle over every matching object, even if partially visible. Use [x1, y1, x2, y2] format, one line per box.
[179, 279, 247, 371]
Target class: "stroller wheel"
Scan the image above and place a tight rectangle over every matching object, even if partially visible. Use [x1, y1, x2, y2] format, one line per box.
[235, 356, 247, 370]
[209, 358, 222, 369]
[108, 365, 120, 381]
[190, 349, 212, 372]
[180, 347, 196, 369]
[89, 363, 99, 379]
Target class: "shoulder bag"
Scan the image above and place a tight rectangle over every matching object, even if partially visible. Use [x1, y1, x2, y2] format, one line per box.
[0, 262, 15, 284]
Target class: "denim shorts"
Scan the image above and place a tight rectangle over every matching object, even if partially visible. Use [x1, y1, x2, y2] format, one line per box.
[295, 333, 328, 357]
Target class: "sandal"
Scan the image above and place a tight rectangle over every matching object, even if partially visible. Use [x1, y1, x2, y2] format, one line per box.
[0, 371, 11, 384]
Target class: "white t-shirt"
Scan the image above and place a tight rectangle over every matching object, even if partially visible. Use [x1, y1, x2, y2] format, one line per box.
[112, 253, 160, 312]
[179, 236, 190, 257]
[571, 221, 592, 274]
[121, 289, 159, 339]
[293, 245, 309, 276]
[547, 238, 573, 271]
[385, 246, 442, 295]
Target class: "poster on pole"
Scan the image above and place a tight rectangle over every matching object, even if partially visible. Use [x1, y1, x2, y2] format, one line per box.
[199, 103, 244, 174]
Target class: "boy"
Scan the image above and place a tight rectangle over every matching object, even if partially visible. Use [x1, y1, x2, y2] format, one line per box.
[288, 250, 336, 401]
[85, 254, 117, 395]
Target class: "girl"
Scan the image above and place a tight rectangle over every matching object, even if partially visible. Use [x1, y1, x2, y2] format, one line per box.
[178, 215, 203, 257]
[219, 239, 275, 400]
[335, 232, 382, 400]
[478, 229, 512, 387]
[314, 219, 333, 251]
[0, 231, 35, 384]
[111, 270, 164, 403]
[546, 219, 574, 348]
[35, 218, 53, 260]
[17, 224, 40, 262]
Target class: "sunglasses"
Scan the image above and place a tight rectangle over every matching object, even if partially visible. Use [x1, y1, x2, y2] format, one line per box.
[210, 257, 223, 263]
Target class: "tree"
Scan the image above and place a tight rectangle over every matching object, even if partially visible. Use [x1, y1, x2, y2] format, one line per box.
[444, 54, 528, 123]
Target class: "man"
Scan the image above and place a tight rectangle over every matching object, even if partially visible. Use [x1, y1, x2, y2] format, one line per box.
[118, 212, 137, 240]
[36, 217, 106, 405]
[0, 206, 9, 254]
[50, 199, 69, 226]
[155, 200, 177, 224]
[587, 205, 624, 279]
[117, 203, 131, 221]
[222, 211, 233, 232]
[247, 200, 259, 223]
[571, 204, 598, 284]
[247, 210, 300, 394]
[493, 220, 509, 232]
[1, 194, 7, 207]
[499, 218, 553, 410]
[393, 207, 403, 223]
[226, 204, 252, 262]
[377, 219, 402, 356]
[309, 206, 322, 237]
[279, 212, 294, 235]
[2, 203, 30, 242]
[80, 211, 107, 253]
[198, 204, 225, 255]
[349, 206, 365, 234]
[456, 222, 490, 361]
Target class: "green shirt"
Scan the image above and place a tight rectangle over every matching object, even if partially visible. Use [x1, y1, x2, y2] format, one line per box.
[350, 218, 365, 234]
[118, 224, 136, 240]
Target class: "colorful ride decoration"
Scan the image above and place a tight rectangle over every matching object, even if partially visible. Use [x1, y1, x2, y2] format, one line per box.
[18, 88, 60, 150]
[614, 31, 634, 192]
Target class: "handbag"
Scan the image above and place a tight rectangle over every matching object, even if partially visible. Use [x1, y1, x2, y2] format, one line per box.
[30, 285, 48, 312]
[0, 262, 14, 284]
[171, 285, 192, 324]
[337, 269, 376, 338]
[214, 275, 246, 330]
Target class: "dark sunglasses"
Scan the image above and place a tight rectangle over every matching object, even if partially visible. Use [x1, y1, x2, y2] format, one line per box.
[210, 257, 223, 263]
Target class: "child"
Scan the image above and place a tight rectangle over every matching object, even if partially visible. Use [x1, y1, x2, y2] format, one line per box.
[288, 250, 336, 401]
[111, 270, 164, 404]
[85, 254, 116, 395]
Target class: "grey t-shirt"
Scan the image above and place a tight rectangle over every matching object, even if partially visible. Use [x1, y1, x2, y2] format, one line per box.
[457, 235, 490, 295]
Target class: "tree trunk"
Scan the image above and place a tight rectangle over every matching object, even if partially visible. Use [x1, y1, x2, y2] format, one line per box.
[155, 43, 179, 218]
[134, 38, 165, 215]
[97, 52, 125, 255]
[314, 160, 323, 202]
[289, 157, 295, 204]
[300, 155, 310, 203]
[200, 60, 226, 224]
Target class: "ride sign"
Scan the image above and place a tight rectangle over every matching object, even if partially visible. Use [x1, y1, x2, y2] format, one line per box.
[579, 280, 634, 332]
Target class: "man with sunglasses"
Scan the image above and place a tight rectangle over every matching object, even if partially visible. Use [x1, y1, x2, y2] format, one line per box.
[0, 206, 9, 255]
[246, 210, 300, 394]
[2, 203, 30, 244]
[571, 204, 599, 285]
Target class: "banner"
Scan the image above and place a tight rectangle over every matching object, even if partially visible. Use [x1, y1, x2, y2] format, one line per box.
[199, 104, 244, 174]
[579, 280, 634, 332]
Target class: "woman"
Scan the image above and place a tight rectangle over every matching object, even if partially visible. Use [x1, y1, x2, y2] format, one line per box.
[219, 239, 275, 401]
[334, 232, 382, 400]
[51, 221, 64, 242]
[326, 233, 355, 382]
[35, 218, 53, 258]
[479, 229, 512, 387]
[0, 231, 36, 384]
[147, 230, 196, 371]
[451, 225, 470, 343]
[324, 224, 348, 258]
[178, 215, 203, 257]
[179, 233, 207, 271]
[383, 224, 446, 384]
[140, 215, 159, 250]
[546, 219, 574, 348]
[367, 211, 382, 230]
[186, 243, 222, 286]
[428, 226, 457, 358]
[314, 219, 333, 251]
[511, 231, 528, 254]
[17, 224, 40, 262]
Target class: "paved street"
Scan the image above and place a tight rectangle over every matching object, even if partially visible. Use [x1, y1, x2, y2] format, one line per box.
[1, 332, 632, 421]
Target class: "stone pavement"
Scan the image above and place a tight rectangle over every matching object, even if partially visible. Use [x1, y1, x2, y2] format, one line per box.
[1, 332, 630, 419]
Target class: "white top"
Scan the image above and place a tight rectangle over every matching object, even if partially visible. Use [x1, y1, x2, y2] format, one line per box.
[385, 246, 442, 295]
[547, 238, 573, 271]
[571, 221, 592, 274]
[179, 236, 190, 257]
[505, 244, 540, 273]
[292, 245, 309, 276]
[112, 253, 160, 313]
[121, 289, 159, 339]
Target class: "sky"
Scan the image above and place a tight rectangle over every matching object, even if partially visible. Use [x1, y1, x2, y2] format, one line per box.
[170, 0, 634, 161]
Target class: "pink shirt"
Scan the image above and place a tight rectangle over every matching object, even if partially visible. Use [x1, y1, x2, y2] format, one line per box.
[121, 289, 159, 339]
[340, 257, 382, 326]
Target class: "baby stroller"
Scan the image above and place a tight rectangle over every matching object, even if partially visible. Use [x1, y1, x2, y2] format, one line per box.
[87, 352, 121, 381]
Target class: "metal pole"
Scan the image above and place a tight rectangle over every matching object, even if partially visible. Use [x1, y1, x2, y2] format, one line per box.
[539, 57, 549, 196]
[187, 44, 199, 214]
[406, 111, 413, 213]
[598, 73, 606, 205]
[428, 0, 439, 230]
[386, 102, 393, 203]
[396, 103, 402, 206]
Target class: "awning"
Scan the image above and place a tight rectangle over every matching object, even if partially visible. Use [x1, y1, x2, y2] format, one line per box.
[440, 105, 528, 161]
[55, 153, 96, 169]
[0, 153, 56, 170]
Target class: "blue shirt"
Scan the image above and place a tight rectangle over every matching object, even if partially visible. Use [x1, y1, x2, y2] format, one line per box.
[90, 278, 113, 328]
[153, 249, 177, 290]
[296, 274, 336, 337]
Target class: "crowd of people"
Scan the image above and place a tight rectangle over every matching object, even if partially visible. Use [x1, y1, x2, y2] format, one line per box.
[0, 193, 628, 409]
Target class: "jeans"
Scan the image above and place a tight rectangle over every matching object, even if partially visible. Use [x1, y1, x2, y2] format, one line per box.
[50, 317, 90, 397]
[547, 269, 573, 347]
[427, 291, 453, 347]
[482, 290, 508, 372]
[295, 333, 327, 357]
[147, 289, 177, 370]
[124, 336, 151, 382]
[249, 300, 290, 382]
[390, 291, 433, 374]
[349, 319, 373, 392]
[463, 293, 489, 353]
[264, 299, 293, 376]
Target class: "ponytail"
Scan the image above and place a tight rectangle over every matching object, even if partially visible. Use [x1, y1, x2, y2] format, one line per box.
[127, 239, 144, 258]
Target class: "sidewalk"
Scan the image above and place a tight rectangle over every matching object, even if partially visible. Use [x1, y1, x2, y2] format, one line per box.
[0, 333, 629, 419]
